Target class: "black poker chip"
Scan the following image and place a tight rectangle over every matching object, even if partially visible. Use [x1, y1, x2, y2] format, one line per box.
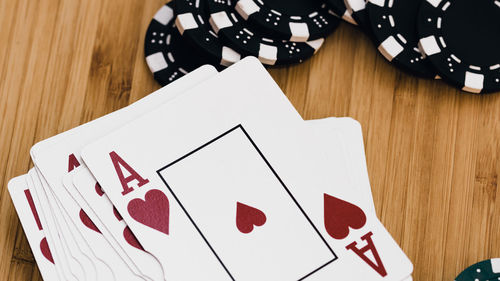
[344, 0, 371, 32]
[326, 0, 357, 25]
[144, 2, 209, 86]
[366, 0, 436, 78]
[232, 0, 340, 42]
[173, 0, 241, 68]
[455, 259, 500, 281]
[207, 0, 325, 66]
[417, 0, 500, 93]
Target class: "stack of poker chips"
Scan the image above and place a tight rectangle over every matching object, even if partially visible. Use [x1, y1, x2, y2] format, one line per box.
[145, 0, 500, 94]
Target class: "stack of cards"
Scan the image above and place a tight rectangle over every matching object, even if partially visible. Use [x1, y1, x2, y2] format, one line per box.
[9, 57, 413, 281]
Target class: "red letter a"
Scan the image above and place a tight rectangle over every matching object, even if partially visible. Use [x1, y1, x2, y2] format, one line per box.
[68, 153, 81, 172]
[345, 232, 387, 277]
[109, 151, 149, 195]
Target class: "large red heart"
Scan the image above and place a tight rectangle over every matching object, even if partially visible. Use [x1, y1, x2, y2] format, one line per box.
[236, 202, 266, 234]
[39, 237, 54, 264]
[123, 226, 145, 251]
[127, 189, 170, 235]
[79, 209, 101, 233]
[324, 193, 366, 240]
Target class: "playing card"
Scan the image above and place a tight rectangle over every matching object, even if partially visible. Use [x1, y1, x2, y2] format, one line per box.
[54, 165, 144, 280]
[30, 65, 218, 280]
[156, 125, 336, 279]
[70, 167, 165, 281]
[282, 123, 414, 280]
[27, 168, 86, 281]
[307, 117, 376, 213]
[81, 57, 412, 280]
[8, 175, 59, 281]
[36, 168, 112, 281]
[80, 57, 318, 280]
[63, 167, 164, 281]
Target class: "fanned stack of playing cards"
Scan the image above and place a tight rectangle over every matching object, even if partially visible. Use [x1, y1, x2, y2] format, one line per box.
[8, 57, 414, 281]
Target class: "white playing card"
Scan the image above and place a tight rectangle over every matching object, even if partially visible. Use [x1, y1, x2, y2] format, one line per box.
[70, 167, 164, 281]
[8, 175, 60, 281]
[63, 168, 162, 281]
[286, 123, 413, 280]
[157, 125, 336, 279]
[81, 57, 412, 280]
[54, 166, 144, 280]
[35, 168, 109, 281]
[80, 57, 314, 280]
[30, 65, 218, 280]
[27, 168, 84, 281]
[307, 117, 376, 213]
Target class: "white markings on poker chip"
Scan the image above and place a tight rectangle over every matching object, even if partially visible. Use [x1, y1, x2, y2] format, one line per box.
[346, 0, 365, 12]
[258, 43, 277, 65]
[397, 34, 407, 44]
[221, 46, 241, 66]
[306, 38, 324, 53]
[370, 0, 385, 7]
[176, 13, 199, 35]
[379, 36, 403, 61]
[235, 0, 259, 20]
[289, 22, 309, 42]
[388, 15, 395, 27]
[442, 1, 451, 11]
[450, 54, 460, 63]
[146, 52, 168, 73]
[154, 5, 174, 26]
[426, 0, 441, 8]
[167, 52, 175, 62]
[209, 11, 233, 33]
[490, 64, 500, 70]
[492, 258, 500, 273]
[419, 35, 441, 56]
[463, 71, 484, 93]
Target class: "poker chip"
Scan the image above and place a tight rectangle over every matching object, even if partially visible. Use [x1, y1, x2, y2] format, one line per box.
[344, 0, 371, 32]
[207, 0, 325, 66]
[455, 259, 500, 281]
[366, 0, 436, 78]
[417, 0, 500, 93]
[174, 0, 241, 68]
[326, 0, 357, 25]
[233, 0, 340, 42]
[144, 2, 209, 86]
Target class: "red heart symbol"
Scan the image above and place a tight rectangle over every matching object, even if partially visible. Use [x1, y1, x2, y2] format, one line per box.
[127, 189, 170, 235]
[236, 202, 266, 234]
[123, 226, 145, 251]
[113, 206, 123, 221]
[39, 237, 54, 264]
[95, 182, 105, 196]
[79, 209, 101, 233]
[324, 193, 366, 240]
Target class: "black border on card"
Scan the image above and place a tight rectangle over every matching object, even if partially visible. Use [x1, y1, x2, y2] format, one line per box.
[156, 124, 337, 280]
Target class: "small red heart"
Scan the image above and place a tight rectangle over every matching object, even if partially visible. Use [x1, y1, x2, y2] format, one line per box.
[113, 206, 123, 221]
[95, 182, 105, 196]
[236, 202, 266, 234]
[123, 226, 144, 251]
[39, 237, 54, 264]
[127, 189, 170, 235]
[324, 193, 366, 240]
[79, 209, 101, 233]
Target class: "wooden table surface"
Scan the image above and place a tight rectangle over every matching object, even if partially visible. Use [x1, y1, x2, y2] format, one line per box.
[1, 0, 499, 280]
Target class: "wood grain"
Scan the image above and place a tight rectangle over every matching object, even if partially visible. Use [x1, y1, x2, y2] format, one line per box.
[0, 0, 499, 280]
